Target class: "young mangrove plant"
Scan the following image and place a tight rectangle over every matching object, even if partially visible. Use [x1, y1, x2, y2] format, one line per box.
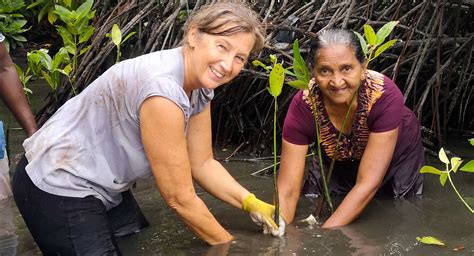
[252, 54, 288, 225]
[106, 24, 136, 63]
[26, 48, 70, 95]
[420, 145, 474, 214]
[354, 21, 399, 66]
[0, 0, 29, 51]
[53, 0, 95, 94]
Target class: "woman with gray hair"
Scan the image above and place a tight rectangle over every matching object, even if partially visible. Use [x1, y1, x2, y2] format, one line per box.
[277, 28, 424, 228]
[13, 2, 283, 254]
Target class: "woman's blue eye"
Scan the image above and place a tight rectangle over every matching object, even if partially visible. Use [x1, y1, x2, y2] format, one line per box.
[217, 44, 226, 51]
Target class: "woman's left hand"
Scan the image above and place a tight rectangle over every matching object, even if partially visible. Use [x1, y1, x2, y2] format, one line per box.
[242, 193, 286, 237]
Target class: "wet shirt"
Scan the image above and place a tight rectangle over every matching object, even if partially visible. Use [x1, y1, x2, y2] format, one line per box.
[283, 70, 416, 163]
[23, 47, 213, 210]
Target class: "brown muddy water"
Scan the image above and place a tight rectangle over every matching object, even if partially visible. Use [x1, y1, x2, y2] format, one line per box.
[1, 82, 473, 255]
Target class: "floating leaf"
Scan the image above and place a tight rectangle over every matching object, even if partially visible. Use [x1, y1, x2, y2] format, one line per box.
[438, 148, 449, 164]
[460, 160, 474, 172]
[439, 172, 448, 186]
[416, 236, 446, 246]
[450, 157, 463, 173]
[468, 138, 474, 146]
[420, 166, 442, 175]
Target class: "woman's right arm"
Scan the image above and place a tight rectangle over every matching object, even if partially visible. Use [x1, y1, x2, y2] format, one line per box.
[277, 139, 308, 224]
[140, 96, 233, 245]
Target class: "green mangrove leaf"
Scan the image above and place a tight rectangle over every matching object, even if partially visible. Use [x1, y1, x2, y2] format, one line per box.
[420, 166, 442, 175]
[79, 26, 94, 44]
[438, 148, 449, 164]
[354, 31, 368, 55]
[439, 173, 448, 186]
[288, 80, 308, 90]
[11, 35, 27, 42]
[41, 70, 55, 90]
[450, 157, 463, 173]
[460, 160, 474, 172]
[363, 24, 376, 46]
[111, 24, 122, 46]
[375, 21, 399, 46]
[121, 31, 136, 44]
[63, 64, 72, 75]
[269, 63, 284, 97]
[416, 236, 446, 246]
[76, 0, 94, 21]
[57, 26, 74, 50]
[63, 0, 72, 8]
[37, 3, 51, 23]
[27, 0, 45, 9]
[270, 54, 277, 65]
[51, 47, 68, 70]
[292, 39, 310, 83]
[79, 45, 91, 56]
[54, 5, 73, 24]
[284, 68, 297, 77]
[373, 39, 397, 59]
[468, 138, 474, 146]
[48, 10, 58, 24]
[251, 60, 270, 72]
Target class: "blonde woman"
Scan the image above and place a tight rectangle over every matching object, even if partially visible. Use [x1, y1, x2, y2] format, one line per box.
[13, 3, 283, 254]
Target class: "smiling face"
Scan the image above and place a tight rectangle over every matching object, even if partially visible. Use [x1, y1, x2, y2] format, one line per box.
[313, 44, 367, 107]
[183, 26, 255, 92]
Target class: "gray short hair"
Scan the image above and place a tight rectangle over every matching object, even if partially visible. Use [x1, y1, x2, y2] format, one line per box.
[313, 28, 365, 64]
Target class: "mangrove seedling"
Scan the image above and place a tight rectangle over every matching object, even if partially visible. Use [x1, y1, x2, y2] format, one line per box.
[420, 147, 474, 213]
[26, 47, 71, 99]
[354, 21, 399, 66]
[53, 0, 95, 94]
[106, 24, 136, 63]
[252, 54, 287, 225]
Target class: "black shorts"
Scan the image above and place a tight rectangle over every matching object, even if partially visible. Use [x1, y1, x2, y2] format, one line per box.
[12, 155, 149, 255]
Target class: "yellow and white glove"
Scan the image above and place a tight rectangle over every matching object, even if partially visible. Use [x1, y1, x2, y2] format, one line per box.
[242, 193, 285, 237]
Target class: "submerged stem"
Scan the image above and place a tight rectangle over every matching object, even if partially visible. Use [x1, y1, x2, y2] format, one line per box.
[447, 169, 474, 213]
[273, 97, 280, 224]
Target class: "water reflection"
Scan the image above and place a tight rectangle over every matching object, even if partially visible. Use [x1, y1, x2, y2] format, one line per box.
[0, 198, 18, 256]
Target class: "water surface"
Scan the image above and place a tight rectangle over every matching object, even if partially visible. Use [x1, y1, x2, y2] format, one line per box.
[1, 82, 473, 255]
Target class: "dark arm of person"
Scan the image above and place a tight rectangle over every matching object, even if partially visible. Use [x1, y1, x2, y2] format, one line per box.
[0, 42, 37, 137]
[277, 139, 309, 223]
[140, 96, 233, 245]
[322, 128, 399, 228]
